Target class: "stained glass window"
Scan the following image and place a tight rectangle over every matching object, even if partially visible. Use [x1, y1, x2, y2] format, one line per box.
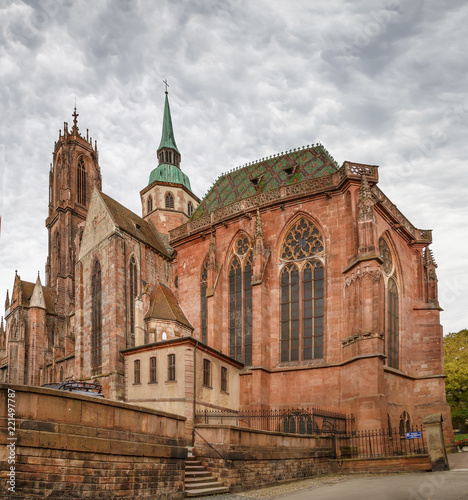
[280, 218, 323, 261]
[387, 278, 399, 369]
[129, 257, 138, 344]
[91, 260, 102, 375]
[379, 238, 393, 275]
[201, 260, 208, 343]
[77, 157, 87, 206]
[228, 235, 253, 365]
[279, 218, 325, 362]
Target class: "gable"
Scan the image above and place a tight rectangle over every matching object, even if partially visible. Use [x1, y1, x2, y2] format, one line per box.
[78, 190, 117, 261]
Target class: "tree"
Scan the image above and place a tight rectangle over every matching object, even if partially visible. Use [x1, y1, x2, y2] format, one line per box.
[444, 329, 468, 432]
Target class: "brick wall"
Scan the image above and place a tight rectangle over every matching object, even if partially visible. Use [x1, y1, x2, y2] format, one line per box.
[0, 384, 187, 499]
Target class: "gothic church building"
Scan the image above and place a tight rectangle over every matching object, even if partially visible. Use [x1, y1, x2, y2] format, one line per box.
[0, 93, 451, 432]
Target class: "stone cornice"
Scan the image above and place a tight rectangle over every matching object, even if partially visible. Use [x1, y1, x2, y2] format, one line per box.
[169, 162, 379, 245]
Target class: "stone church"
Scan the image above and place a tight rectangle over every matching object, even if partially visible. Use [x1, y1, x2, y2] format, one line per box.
[0, 92, 451, 433]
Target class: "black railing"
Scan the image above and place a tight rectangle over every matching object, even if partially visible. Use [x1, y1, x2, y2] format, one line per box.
[335, 425, 427, 459]
[195, 407, 353, 435]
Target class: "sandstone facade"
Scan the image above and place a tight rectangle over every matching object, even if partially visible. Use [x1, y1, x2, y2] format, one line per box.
[0, 92, 451, 437]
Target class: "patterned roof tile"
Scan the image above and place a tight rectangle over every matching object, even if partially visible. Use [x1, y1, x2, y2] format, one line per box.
[191, 145, 338, 221]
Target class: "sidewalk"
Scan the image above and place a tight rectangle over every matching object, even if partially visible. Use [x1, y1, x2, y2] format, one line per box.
[194, 453, 468, 500]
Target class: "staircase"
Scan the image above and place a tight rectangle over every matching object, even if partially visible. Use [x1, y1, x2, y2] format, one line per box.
[184, 454, 229, 497]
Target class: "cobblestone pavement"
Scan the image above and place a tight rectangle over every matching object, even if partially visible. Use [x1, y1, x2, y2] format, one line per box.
[193, 453, 468, 500]
[191, 472, 388, 500]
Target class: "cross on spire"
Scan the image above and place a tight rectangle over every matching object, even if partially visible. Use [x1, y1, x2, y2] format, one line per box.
[163, 79, 169, 94]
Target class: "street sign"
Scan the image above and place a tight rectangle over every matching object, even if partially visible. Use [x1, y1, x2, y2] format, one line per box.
[405, 431, 422, 439]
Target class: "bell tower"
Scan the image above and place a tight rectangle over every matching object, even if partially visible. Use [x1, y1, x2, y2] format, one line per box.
[45, 107, 102, 315]
[140, 86, 199, 236]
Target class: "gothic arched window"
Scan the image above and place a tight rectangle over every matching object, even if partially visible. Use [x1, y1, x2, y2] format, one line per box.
[77, 157, 87, 206]
[165, 192, 174, 209]
[379, 237, 400, 369]
[91, 260, 102, 374]
[200, 259, 208, 344]
[129, 256, 138, 344]
[228, 235, 252, 365]
[147, 195, 153, 214]
[56, 231, 61, 276]
[188, 201, 194, 216]
[387, 278, 399, 369]
[279, 218, 324, 362]
[399, 411, 410, 434]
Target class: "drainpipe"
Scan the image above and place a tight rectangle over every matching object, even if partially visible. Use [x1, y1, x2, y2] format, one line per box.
[192, 340, 199, 447]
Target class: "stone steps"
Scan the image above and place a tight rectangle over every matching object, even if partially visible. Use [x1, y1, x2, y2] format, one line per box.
[184, 456, 229, 497]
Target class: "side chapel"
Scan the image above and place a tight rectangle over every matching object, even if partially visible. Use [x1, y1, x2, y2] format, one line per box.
[0, 91, 451, 435]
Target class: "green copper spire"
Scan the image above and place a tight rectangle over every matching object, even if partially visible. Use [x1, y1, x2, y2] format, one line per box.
[148, 87, 192, 191]
[157, 93, 180, 154]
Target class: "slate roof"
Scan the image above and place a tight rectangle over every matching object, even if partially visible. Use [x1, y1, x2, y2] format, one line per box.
[191, 144, 339, 221]
[100, 192, 172, 258]
[145, 282, 193, 330]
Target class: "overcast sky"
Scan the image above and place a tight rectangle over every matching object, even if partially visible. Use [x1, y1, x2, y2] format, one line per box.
[0, 0, 467, 334]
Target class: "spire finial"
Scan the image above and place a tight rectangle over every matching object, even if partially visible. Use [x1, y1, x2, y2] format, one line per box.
[163, 79, 169, 94]
[72, 101, 79, 135]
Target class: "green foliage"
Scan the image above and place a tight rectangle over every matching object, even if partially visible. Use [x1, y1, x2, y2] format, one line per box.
[444, 329, 468, 429]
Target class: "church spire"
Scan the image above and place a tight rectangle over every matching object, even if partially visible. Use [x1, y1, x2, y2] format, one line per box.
[157, 88, 180, 156]
[148, 84, 192, 190]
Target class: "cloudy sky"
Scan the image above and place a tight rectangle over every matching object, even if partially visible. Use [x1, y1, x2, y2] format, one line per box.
[0, 0, 467, 334]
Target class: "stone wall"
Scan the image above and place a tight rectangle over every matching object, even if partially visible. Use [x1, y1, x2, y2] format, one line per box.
[0, 384, 187, 499]
[193, 424, 334, 491]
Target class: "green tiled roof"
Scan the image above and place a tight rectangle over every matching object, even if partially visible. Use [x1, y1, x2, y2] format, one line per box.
[148, 164, 192, 191]
[191, 144, 339, 221]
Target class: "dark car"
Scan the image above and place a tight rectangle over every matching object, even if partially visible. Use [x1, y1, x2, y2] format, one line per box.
[41, 380, 104, 398]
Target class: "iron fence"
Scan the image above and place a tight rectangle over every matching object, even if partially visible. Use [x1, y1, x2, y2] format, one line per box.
[334, 425, 427, 459]
[195, 407, 353, 435]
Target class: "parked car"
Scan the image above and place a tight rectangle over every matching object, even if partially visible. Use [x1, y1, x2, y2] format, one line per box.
[41, 380, 104, 398]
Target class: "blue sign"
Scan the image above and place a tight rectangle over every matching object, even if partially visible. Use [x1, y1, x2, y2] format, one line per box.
[405, 431, 422, 439]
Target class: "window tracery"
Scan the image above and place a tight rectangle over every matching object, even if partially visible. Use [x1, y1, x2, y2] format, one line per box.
[280, 218, 323, 261]
[379, 237, 400, 369]
[129, 256, 138, 345]
[379, 238, 393, 275]
[228, 235, 253, 365]
[77, 157, 87, 206]
[200, 259, 208, 344]
[91, 260, 102, 374]
[279, 217, 324, 362]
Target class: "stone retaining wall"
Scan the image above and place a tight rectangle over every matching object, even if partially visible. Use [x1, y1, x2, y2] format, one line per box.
[0, 384, 187, 499]
[193, 424, 334, 491]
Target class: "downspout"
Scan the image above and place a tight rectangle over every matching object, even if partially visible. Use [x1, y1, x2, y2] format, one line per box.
[192, 340, 199, 447]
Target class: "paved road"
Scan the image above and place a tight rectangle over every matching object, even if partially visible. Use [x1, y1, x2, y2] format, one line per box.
[196, 453, 468, 500]
[276, 470, 468, 500]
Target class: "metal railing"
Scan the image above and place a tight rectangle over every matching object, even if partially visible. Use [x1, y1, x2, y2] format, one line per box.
[334, 425, 427, 459]
[195, 407, 353, 435]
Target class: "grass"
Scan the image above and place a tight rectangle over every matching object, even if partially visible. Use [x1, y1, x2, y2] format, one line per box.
[454, 433, 468, 443]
